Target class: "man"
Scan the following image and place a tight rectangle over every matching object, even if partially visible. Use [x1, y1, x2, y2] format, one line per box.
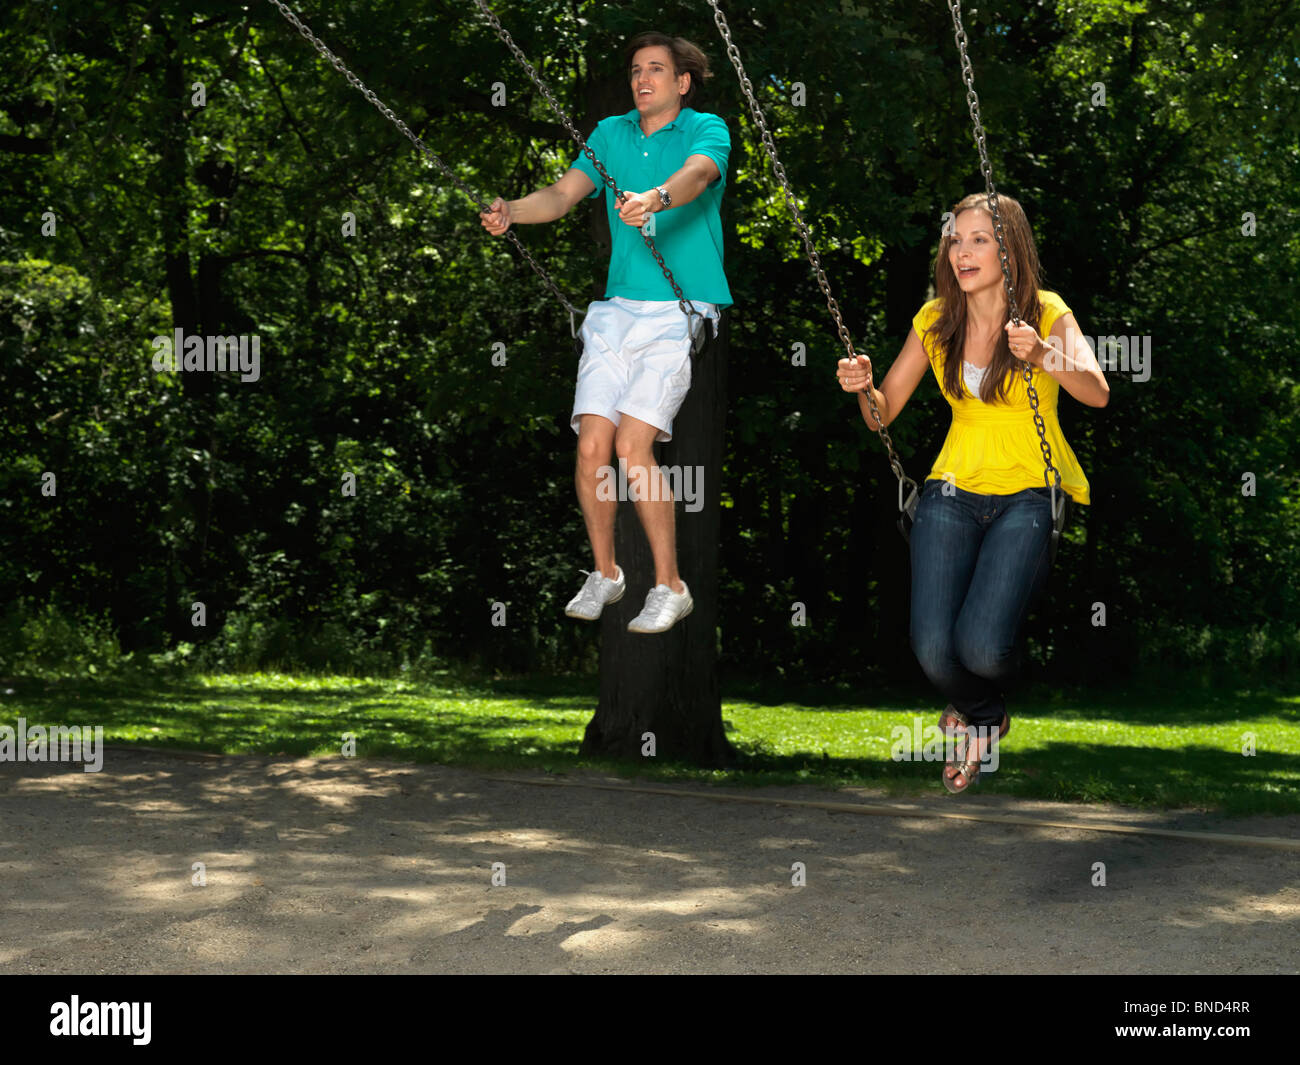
[480, 31, 732, 634]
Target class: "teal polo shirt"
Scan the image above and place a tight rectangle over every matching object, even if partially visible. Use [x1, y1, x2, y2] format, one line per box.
[569, 107, 732, 308]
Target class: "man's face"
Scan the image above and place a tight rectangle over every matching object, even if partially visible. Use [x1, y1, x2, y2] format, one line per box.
[630, 45, 689, 115]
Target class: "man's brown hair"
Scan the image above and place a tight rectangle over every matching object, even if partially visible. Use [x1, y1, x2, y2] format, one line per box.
[624, 32, 713, 109]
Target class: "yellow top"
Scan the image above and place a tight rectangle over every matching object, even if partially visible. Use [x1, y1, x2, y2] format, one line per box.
[912, 290, 1090, 505]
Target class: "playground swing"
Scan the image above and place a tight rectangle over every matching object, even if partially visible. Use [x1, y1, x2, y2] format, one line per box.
[267, 0, 713, 358]
[266, 0, 584, 337]
[704, 0, 1070, 563]
[269, 0, 1068, 563]
[471, 0, 713, 356]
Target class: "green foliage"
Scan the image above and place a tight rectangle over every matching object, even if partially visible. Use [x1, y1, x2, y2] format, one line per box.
[0, 0, 1296, 686]
[0, 600, 121, 679]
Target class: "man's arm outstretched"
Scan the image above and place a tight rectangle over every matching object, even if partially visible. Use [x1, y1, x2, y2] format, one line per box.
[480, 168, 597, 235]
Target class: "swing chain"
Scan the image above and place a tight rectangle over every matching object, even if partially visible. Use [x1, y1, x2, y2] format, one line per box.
[472, 0, 705, 348]
[266, 0, 580, 320]
[946, 0, 1061, 497]
[707, 0, 913, 500]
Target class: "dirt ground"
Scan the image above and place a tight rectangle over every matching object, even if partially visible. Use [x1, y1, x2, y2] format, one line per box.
[1, 748, 1296, 974]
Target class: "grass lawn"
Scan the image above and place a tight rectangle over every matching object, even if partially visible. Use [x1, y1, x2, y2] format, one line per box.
[1, 671, 1296, 815]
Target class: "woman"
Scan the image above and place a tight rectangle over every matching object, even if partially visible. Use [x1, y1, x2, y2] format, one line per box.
[837, 193, 1109, 794]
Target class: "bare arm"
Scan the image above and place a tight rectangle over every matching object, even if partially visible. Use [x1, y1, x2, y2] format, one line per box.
[1010, 312, 1110, 407]
[615, 154, 721, 227]
[479, 168, 596, 233]
[838, 326, 931, 431]
[1042, 313, 1110, 408]
[658, 153, 720, 209]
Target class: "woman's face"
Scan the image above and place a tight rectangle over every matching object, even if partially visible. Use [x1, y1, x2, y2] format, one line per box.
[948, 208, 1003, 296]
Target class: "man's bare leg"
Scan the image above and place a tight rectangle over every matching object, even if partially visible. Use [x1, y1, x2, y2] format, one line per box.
[575, 414, 619, 578]
[614, 413, 684, 594]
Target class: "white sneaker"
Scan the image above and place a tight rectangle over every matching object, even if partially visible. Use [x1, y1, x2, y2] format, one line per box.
[564, 566, 625, 620]
[627, 581, 693, 633]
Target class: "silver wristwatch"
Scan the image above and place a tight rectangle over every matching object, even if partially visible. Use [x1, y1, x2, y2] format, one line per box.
[656, 184, 671, 209]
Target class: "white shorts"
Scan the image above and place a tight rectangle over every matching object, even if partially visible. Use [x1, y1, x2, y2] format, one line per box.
[570, 297, 720, 443]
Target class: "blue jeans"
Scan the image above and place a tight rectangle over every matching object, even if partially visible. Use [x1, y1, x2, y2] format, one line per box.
[909, 479, 1055, 727]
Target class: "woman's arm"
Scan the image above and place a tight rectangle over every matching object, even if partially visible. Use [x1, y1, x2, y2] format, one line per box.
[839, 326, 931, 431]
[1015, 312, 1110, 408]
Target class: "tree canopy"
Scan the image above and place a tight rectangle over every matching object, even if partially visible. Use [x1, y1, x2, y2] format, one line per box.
[2, 0, 1297, 685]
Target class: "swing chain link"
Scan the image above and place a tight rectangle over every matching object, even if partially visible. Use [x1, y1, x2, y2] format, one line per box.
[707, 0, 913, 500]
[472, 0, 706, 348]
[947, 0, 1060, 494]
[266, 0, 581, 324]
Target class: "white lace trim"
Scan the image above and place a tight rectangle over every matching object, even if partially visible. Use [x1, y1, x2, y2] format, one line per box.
[962, 360, 988, 402]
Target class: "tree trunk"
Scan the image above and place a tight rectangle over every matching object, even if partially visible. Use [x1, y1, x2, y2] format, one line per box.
[582, 312, 738, 767]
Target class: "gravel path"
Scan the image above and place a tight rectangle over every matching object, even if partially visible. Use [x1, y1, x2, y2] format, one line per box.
[2, 749, 1296, 974]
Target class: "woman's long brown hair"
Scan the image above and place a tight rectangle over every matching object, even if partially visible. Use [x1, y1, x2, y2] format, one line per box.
[925, 192, 1043, 404]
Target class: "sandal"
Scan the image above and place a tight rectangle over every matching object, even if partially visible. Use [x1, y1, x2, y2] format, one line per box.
[943, 754, 983, 794]
[941, 714, 1009, 793]
[937, 704, 966, 734]
[938, 705, 1011, 740]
